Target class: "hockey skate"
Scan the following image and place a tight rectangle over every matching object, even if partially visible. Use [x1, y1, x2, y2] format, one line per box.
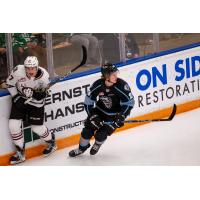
[69, 144, 90, 157]
[43, 138, 57, 157]
[10, 151, 25, 165]
[90, 142, 102, 155]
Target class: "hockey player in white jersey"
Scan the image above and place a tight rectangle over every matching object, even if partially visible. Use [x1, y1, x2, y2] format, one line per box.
[6, 56, 57, 165]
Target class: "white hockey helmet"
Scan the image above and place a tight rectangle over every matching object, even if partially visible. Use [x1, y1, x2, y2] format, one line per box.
[24, 56, 39, 69]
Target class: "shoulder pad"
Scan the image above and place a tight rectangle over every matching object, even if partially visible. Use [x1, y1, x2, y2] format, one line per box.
[12, 65, 25, 76]
[116, 78, 128, 86]
[116, 78, 131, 91]
[91, 78, 103, 88]
[36, 67, 49, 80]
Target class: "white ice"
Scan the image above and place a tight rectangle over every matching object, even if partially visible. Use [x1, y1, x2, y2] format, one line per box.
[19, 108, 200, 166]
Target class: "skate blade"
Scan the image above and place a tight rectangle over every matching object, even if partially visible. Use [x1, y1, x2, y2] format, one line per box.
[10, 159, 25, 165]
[68, 152, 83, 158]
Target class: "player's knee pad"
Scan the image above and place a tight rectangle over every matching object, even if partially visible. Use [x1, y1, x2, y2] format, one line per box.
[9, 119, 22, 133]
[31, 125, 51, 141]
[95, 130, 107, 143]
[31, 124, 46, 135]
[95, 124, 115, 142]
[81, 128, 94, 140]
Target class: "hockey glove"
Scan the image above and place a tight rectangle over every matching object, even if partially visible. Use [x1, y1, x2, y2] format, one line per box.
[89, 114, 103, 130]
[32, 88, 47, 101]
[12, 94, 26, 109]
[114, 113, 125, 128]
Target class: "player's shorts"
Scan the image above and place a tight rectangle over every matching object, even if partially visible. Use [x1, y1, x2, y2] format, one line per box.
[10, 103, 45, 125]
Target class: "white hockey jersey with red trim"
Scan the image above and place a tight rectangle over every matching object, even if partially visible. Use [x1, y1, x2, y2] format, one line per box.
[6, 65, 50, 107]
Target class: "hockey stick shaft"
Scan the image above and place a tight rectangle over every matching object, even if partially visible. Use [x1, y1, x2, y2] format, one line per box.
[124, 104, 177, 123]
[103, 104, 177, 125]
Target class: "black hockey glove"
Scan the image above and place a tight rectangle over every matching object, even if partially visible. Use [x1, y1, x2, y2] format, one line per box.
[32, 88, 47, 101]
[114, 113, 125, 128]
[89, 114, 103, 130]
[12, 94, 26, 109]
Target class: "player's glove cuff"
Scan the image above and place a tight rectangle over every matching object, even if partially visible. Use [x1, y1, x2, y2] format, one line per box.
[114, 113, 125, 128]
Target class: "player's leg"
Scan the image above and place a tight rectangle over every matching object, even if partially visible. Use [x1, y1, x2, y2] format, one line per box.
[69, 127, 95, 157]
[68, 116, 98, 157]
[90, 112, 126, 155]
[9, 104, 26, 164]
[69, 110, 103, 157]
[29, 105, 57, 156]
[90, 123, 116, 155]
[31, 124, 57, 156]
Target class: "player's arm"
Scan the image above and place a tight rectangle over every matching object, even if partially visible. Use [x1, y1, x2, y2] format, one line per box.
[84, 81, 101, 115]
[6, 66, 27, 108]
[6, 66, 20, 97]
[113, 82, 134, 128]
[116, 82, 134, 118]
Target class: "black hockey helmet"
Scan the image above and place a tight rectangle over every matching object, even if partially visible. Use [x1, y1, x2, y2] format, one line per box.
[101, 63, 118, 78]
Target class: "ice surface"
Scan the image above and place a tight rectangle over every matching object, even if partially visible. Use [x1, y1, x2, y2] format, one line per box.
[19, 108, 200, 166]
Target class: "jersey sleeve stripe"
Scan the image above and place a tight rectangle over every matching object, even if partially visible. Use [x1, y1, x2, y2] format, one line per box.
[89, 84, 101, 96]
[120, 98, 135, 107]
[114, 86, 130, 100]
[84, 95, 95, 106]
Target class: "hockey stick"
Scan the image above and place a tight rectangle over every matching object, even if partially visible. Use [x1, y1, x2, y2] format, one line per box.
[49, 45, 87, 87]
[124, 104, 177, 123]
[24, 45, 87, 104]
[103, 104, 177, 126]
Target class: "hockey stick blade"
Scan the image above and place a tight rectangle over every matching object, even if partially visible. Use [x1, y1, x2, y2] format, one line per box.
[49, 45, 87, 86]
[124, 104, 177, 123]
[70, 45, 87, 74]
[166, 104, 177, 121]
